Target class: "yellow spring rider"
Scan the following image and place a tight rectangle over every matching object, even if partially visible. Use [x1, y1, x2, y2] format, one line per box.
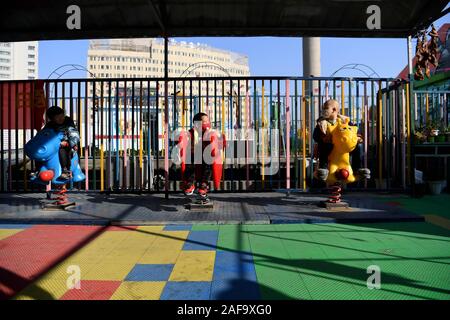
[322, 117, 369, 203]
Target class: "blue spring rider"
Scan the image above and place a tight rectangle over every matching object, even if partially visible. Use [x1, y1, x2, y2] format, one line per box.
[25, 128, 85, 208]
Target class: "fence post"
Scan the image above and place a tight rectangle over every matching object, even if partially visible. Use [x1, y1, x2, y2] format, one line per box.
[286, 79, 290, 191]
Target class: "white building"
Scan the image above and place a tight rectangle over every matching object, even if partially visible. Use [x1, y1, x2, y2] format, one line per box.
[86, 39, 251, 135]
[0, 42, 38, 80]
[88, 38, 249, 80]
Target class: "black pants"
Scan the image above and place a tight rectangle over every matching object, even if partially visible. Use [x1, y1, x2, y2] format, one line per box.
[184, 163, 212, 188]
[59, 146, 72, 170]
[318, 142, 363, 170]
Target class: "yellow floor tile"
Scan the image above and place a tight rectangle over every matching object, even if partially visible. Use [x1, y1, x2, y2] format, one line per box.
[110, 281, 166, 300]
[65, 231, 130, 263]
[425, 214, 450, 230]
[65, 252, 105, 265]
[13, 278, 69, 300]
[138, 248, 182, 264]
[169, 251, 216, 282]
[83, 262, 136, 281]
[136, 226, 165, 232]
[102, 250, 148, 264]
[150, 231, 189, 249]
[0, 229, 24, 241]
[39, 261, 97, 280]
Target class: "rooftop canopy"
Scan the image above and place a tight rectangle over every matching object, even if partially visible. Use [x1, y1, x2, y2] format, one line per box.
[0, 0, 448, 42]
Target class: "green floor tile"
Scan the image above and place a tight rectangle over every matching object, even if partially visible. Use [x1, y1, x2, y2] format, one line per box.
[254, 262, 311, 299]
[281, 240, 329, 260]
[217, 225, 252, 253]
[299, 271, 363, 300]
[191, 224, 220, 231]
[381, 195, 450, 220]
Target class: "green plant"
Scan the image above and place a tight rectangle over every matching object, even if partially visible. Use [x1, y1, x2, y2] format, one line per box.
[444, 125, 450, 134]
[436, 134, 446, 143]
[414, 126, 426, 144]
[425, 119, 439, 130]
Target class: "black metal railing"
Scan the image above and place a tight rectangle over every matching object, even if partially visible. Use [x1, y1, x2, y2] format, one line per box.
[0, 76, 427, 193]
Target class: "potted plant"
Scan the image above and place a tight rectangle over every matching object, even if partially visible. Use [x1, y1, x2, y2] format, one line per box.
[436, 122, 447, 143]
[445, 125, 450, 143]
[414, 126, 426, 144]
[426, 120, 439, 143]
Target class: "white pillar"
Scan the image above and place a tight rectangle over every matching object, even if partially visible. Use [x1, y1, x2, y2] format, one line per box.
[302, 37, 321, 123]
[302, 37, 321, 80]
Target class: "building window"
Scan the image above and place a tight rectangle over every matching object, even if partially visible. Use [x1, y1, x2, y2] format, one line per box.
[28, 69, 35, 73]
[28, 62, 35, 66]
[28, 54, 35, 59]
[28, 45, 35, 50]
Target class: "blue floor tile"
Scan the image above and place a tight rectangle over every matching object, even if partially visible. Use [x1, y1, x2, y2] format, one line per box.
[0, 224, 33, 229]
[125, 264, 174, 281]
[161, 282, 211, 300]
[211, 250, 260, 299]
[211, 279, 261, 300]
[183, 230, 218, 250]
[213, 250, 257, 281]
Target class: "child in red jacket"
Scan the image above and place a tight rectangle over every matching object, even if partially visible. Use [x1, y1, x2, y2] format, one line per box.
[180, 112, 224, 197]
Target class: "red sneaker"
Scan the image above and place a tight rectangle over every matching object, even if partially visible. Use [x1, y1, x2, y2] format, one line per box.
[198, 187, 208, 197]
[183, 184, 195, 196]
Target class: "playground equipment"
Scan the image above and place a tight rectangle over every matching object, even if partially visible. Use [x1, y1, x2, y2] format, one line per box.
[24, 128, 85, 209]
[325, 118, 359, 185]
[318, 118, 370, 208]
[178, 126, 225, 210]
[2, 77, 446, 194]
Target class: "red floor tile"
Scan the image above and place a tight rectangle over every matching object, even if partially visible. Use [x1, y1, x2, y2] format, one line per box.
[60, 280, 122, 300]
[0, 225, 104, 300]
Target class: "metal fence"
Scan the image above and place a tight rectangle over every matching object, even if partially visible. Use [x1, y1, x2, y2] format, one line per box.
[0, 76, 426, 193]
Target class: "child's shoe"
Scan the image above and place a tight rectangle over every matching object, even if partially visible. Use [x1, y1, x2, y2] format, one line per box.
[357, 168, 371, 180]
[316, 168, 329, 181]
[59, 169, 72, 180]
[198, 186, 208, 198]
[30, 171, 39, 179]
[183, 184, 196, 196]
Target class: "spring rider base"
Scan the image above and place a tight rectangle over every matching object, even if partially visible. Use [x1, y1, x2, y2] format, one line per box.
[319, 184, 350, 210]
[40, 185, 76, 211]
[185, 194, 214, 211]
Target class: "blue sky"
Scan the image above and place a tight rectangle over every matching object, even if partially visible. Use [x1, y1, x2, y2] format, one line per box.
[38, 15, 449, 79]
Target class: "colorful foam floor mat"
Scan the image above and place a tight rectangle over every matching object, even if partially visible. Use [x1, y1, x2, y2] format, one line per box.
[1, 220, 449, 300]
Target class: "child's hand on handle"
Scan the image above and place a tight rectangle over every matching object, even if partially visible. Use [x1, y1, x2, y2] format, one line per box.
[318, 120, 328, 135]
[60, 141, 69, 148]
[337, 114, 349, 123]
[357, 134, 363, 144]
